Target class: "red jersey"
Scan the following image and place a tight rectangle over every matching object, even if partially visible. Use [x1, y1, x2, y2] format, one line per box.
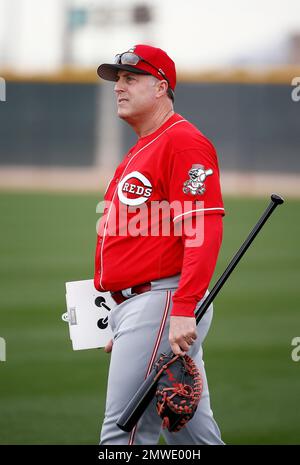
[94, 113, 225, 317]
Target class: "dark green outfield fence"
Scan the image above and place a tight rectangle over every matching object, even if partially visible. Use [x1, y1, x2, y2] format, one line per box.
[0, 80, 299, 173]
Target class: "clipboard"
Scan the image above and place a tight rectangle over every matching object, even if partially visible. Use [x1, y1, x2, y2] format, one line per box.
[62, 279, 115, 350]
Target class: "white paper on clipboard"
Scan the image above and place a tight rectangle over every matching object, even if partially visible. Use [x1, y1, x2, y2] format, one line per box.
[62, 279, 115, 350]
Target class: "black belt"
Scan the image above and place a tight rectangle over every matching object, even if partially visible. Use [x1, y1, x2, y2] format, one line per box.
[111, 282, 151, 305]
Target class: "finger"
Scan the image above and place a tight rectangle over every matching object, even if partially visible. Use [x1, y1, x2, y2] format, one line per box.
[104, 339, 113, 353]
[180, 340, 191, 352]
[184, 336, 194, 345]
[171, 342, 186, 357]
[187, 331, 197, 341]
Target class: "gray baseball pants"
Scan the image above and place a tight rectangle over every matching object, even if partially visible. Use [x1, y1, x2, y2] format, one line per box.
[100, 274, 224, 445]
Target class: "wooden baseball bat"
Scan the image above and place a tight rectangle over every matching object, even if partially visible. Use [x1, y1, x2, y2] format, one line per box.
[117, 194, 284, 432]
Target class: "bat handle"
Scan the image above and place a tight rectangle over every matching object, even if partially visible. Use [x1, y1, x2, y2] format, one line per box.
[116, 370, 158, 432]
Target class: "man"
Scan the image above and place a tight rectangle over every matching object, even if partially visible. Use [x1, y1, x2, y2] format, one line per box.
[95, 44, 225, 445]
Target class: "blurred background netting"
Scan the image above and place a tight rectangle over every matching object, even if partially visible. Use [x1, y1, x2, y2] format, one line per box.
[0, 0, 299, 445]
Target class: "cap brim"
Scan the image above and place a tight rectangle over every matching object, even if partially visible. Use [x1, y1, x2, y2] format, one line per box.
[97, 63, 151, 81]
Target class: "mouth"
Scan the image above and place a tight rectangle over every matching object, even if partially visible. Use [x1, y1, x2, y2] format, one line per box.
[118, 98, 128, 104]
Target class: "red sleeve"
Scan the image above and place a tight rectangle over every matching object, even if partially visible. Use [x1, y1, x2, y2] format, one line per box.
[164, 138, 225, 317]
[171, 214, 223, 317]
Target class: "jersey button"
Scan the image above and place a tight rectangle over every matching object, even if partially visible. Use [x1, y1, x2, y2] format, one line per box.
[115, 178, 119, 183]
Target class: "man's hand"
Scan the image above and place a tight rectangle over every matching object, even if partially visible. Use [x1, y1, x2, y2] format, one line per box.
[169, 316, 197, 356]
[104, 339, 113, 353]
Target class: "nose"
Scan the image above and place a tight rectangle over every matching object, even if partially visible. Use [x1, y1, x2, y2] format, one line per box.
[114, 79, 124, 94]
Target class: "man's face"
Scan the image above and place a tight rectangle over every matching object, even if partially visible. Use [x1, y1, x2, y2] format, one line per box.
[114, 71, 158, 120]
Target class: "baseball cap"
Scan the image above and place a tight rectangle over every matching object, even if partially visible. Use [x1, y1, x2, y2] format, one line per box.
[97, 44, 176, 96]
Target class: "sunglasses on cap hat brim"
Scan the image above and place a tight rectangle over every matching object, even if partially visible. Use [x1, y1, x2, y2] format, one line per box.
[97, 63, 152, 82]
[115, 52, 170, 84]
[97, 64, 175, 102]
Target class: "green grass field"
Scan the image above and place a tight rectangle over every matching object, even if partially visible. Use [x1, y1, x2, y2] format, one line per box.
[0, 191, 299, 444]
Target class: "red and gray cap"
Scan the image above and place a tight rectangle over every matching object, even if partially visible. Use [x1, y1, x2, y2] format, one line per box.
[97, 44, 176, 95]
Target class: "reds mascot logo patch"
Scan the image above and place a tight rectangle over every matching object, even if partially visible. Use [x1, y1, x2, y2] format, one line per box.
[118, 171, 153, 206]
[183, 164, 213, 196]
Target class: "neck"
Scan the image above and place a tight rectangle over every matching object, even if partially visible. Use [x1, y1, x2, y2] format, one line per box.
[129, 105, 174, 138]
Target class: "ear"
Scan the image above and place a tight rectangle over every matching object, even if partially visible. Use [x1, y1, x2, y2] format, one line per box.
[156, 80, 169, 98]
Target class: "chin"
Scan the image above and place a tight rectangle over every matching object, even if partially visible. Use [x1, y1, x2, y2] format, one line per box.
[117, 111, 127, 120]
[117, 108, 133, 121]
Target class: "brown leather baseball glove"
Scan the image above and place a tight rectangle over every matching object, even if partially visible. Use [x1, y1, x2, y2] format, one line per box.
[154, 353, 203, 432]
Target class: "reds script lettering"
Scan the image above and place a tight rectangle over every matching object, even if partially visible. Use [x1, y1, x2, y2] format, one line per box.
[122, 182, 152, 197]
[118, 171, 153, 206]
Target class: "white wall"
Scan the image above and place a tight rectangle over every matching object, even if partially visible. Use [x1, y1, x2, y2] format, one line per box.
[0, 0, 299, 72]
[3, 0, 66, 73]
[156, 0, 300, 68]
[65, 0, 300, 69]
